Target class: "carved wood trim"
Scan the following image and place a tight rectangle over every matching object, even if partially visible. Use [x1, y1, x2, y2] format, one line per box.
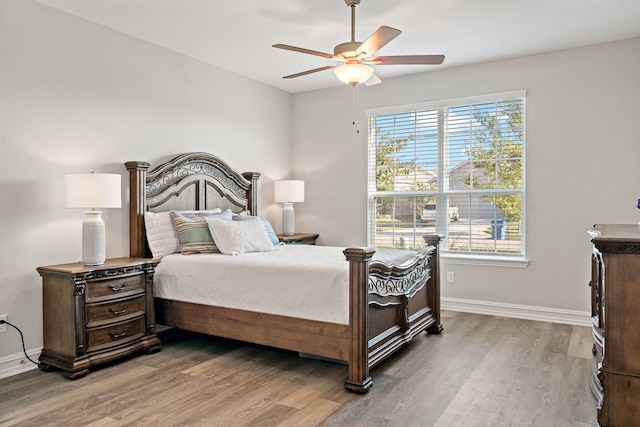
[142, 264, 157, 335]
[368, 247, 434, 296]
[73, 277, 87, 356]
[125, 153, 260, 258]
[146, 153, 249, 197]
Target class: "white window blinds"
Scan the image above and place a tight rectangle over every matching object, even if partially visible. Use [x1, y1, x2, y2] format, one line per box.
[367, 91, 526, 256]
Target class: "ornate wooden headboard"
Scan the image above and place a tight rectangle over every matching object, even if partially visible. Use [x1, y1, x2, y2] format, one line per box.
[125, 152, 260, 258]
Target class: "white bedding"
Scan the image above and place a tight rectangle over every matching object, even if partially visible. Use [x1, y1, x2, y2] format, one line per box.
[154, 244, 352, 325]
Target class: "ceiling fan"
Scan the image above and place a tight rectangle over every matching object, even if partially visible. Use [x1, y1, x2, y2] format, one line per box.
[273, 0, 445, 86]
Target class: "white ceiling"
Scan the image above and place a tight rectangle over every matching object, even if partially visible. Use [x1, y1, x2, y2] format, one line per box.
[37, 0, 640, 94]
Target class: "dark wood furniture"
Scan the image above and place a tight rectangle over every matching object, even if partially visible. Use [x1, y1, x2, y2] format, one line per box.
[588, 224, 640, 426]
[37, 257, 161, 379]
[125, 152, 442, 393]
[277, 233, 319, 245]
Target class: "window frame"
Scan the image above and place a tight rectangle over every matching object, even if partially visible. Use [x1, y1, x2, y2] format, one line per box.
[366, 91, 527, 261]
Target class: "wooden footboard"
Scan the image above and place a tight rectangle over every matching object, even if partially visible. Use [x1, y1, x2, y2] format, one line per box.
[343, 234, 442, 393]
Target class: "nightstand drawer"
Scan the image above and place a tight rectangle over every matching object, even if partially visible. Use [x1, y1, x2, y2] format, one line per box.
[86, 296, 145, 328]
[85, 273, 145, 302]
[86, 316, 145, 352]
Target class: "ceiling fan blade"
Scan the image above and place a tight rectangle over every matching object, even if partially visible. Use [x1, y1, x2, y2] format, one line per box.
[282, 65, 336, 79]
[356, 26, 402, 57]
[272, 44, 334, 59]
[369, 55, 445, 65]
[364, 73, 382, 86]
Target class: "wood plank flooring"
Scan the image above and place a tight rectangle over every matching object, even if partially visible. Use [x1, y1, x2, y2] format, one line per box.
[0, 311, 598, 426]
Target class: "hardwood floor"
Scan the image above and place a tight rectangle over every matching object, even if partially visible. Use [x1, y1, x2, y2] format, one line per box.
[0, 311, 597, 426]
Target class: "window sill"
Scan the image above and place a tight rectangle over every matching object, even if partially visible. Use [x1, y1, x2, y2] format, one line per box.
[441, 253, 529, 268]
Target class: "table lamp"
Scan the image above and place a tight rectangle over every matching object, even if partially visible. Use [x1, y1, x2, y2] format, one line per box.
[274, 180, 304, 236]
[65, 173, 122, 265]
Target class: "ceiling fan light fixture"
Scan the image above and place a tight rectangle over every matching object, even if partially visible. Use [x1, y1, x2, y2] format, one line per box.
[334, 63, 374, 86]
[273, 0, 444, 85]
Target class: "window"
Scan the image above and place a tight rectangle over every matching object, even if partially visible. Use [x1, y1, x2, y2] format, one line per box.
[367, 91, 525, 257]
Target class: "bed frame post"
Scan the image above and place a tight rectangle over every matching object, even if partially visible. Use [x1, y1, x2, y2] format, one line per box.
[343, 247, 376, 393]
[125, 161, 150, 258]
[242, 171, 260, 215]
[424, 234, 444, 334]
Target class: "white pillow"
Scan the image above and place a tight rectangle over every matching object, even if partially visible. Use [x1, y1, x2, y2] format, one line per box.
[233, 215, 279, 246]
[144, 209, 221, 259]
[206, 217, 274, 255]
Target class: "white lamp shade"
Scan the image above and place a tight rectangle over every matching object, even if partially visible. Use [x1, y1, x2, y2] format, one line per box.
[65, 173, 121, 265]
[65, 173, 122, 209]
[334, 63, 374, 86]
[274, 180, 305, 203]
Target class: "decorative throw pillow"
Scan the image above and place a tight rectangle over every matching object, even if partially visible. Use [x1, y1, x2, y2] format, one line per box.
[171, 209, 232, 255]
[233, 215, 279, 246]
[145, 209, 222, 259]
[206, 217, 274, 255]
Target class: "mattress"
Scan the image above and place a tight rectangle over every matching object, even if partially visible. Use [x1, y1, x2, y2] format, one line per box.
[154, 244, 422, 325]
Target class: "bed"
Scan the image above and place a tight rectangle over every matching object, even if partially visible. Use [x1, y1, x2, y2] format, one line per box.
[125, 152, 442, 393]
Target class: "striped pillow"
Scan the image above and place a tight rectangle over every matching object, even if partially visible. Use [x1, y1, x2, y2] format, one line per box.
[171, 210, 233, 254]
[145, 209, 222, 259]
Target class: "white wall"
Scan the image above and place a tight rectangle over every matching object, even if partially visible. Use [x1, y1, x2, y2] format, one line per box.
[0, 0, 292, 369]
[292, 37, 640, 321]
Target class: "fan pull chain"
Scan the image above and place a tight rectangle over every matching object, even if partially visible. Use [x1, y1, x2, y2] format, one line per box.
[352, 84, 360, 134]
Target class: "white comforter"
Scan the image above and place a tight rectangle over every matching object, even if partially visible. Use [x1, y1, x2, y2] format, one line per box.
[154, 245, 351, 325]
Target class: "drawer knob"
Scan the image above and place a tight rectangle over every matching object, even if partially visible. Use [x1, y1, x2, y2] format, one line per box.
[108, 328, 129, 339]
[109, 305, 129, 316]
[108, 282, 128, 292]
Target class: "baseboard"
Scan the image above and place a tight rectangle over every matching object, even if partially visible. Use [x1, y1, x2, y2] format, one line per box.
[0, 348, 41, 380]
[442, 297, 591, 327]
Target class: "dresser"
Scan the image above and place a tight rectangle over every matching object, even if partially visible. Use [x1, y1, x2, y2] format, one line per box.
[588, 224, 640, 426]
[37, 257, 161, 379]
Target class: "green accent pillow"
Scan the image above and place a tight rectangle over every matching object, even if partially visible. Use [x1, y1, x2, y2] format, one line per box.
[171, 210, 233, 254]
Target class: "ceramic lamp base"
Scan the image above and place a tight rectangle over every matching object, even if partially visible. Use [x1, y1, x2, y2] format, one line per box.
[282, 202, 295, 236]
[82, 211, 106, 265]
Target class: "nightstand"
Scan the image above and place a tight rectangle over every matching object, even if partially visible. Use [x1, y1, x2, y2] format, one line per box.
[277, 233, 319, 245]
[37, 257, 161, 379]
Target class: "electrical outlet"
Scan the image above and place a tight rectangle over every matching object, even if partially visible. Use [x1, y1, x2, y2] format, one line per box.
[446, 272, 455, 284]
[0, 314, 7, 333]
